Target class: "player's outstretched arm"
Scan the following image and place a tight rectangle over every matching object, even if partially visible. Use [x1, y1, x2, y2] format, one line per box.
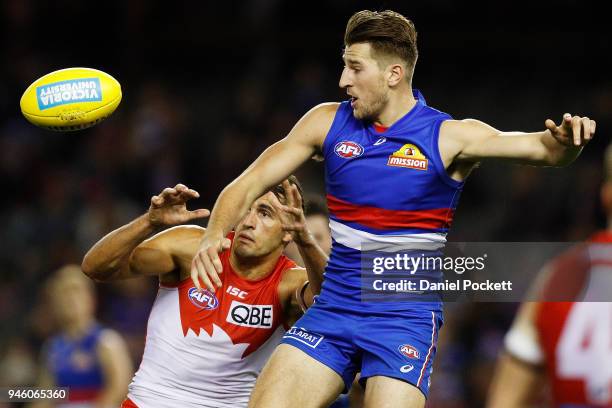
[191, 103, 338, 293]
[442, 113, 596, 167]
[81, 184, 209, 281]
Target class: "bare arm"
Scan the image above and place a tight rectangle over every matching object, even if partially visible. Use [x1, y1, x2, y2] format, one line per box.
[82, 184, 209, 282]
[440, 114, 596, 170]
[94, 329, 133, 408]
[487, 302, 545, 408]
[191, 103, 338, 291]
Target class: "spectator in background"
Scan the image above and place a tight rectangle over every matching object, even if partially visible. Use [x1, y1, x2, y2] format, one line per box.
[30, 265, 132, 408]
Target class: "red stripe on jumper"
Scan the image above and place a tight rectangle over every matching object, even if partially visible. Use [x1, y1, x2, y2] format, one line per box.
[326, 194, 453, 230]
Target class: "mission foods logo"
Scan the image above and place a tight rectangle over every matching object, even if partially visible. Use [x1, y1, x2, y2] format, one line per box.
[37, 78, 102, 110]
[387, 144, 428, 170]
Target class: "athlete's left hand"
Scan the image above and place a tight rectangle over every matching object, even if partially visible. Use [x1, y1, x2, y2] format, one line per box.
[545, 113, 596, 147]
[269, 180, 314, 246]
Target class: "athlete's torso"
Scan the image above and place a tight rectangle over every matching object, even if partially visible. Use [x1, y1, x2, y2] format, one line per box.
[46, 324, 104, 408]
[319, 90, 463, 312]
[536, 231, 612, 407]
[128, 235, 296, 408]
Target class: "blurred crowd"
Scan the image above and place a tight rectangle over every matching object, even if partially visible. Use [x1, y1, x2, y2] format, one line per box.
[1, 1, 610, 407]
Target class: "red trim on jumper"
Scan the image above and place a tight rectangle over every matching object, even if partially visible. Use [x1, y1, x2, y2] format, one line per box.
[326, 194, 453, 230]
[121, 397, 139, 408]
[68, 388, 99, 401]
[373, 123, 388, 133]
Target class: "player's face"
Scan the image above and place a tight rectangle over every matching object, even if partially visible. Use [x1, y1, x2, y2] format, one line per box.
[50, 275, 95, 327]
[340, 42, 389, 121]
[233, 192, 287, 258]
[306, 214, 332, 255]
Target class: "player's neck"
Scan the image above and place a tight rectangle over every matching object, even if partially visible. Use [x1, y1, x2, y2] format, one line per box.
[63, 317, 95, 339]
[229, 248, 282, 281]
[373, 87, 417, 128]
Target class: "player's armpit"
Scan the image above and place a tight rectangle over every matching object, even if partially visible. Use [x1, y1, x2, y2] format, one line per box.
[440, 119, 555, 166]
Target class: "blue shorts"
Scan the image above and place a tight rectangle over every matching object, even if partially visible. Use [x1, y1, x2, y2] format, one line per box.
[281, 300, 442, 398]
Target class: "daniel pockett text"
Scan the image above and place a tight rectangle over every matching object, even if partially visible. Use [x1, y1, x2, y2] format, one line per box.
[363, 251, 513, 299]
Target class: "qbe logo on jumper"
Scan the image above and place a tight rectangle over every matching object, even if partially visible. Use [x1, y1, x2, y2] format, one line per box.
[36, 78, 102, 110]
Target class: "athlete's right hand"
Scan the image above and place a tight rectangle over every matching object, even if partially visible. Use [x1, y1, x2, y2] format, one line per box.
[148, 184, 210, 227]
[191, 234, 231, 293]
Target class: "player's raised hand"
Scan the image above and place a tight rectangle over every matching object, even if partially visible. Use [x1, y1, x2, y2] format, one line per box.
[148, 184, 210, 227]
[269, 180, 313, 246]
[191, 235, 231, 293]
[545, 113, 596, 147]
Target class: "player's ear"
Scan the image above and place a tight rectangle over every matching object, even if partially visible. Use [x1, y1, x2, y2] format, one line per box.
[387, 63, 404, 87]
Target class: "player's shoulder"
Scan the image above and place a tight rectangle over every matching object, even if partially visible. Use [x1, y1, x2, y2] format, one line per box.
[278, 266, 307, 294]
[302, 102, 341, 124]
[153, 224, 206, 241]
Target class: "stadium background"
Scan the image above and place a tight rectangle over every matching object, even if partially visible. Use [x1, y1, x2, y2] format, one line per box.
[0, 0, 608, 406]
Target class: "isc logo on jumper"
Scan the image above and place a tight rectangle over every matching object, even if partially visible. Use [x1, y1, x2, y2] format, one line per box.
[387, 143, 428, 170]
[335, 141, 364, 159]
[398, 344, 420, 359]
[226, 300, 273, 328]
[37, 78, 102, 110]
[188, 287, 219, 310]
[283, 327, 324, 348]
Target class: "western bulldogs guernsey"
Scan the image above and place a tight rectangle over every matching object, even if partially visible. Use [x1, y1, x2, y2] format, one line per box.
[282, 90, 462, 397]
[125, 233, 296, 408]
[46, 324, 105, 407]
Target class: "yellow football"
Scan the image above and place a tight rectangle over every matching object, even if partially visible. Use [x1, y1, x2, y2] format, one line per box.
[20, 67, 122, 131]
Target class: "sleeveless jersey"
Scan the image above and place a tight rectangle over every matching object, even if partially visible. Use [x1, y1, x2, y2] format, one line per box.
[320, 90, 463, 311]
[127, 233, 296, 408]
[535, 231, 612, 407]
[46, 323, 104, 407]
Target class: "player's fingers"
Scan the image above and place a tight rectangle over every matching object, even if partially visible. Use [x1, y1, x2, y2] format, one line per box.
[206, 247, 223, 287]
[161, 187, 177, 197]
[174, 183, 188, 192]
[581, 117, 591, 141]
[562, 113, 572, 127]
[187, 209, 210, 220]
[221, 238, 232, 250]
[191, 259, 202, 291]
[282, 180, 296, 208]
[151, 195, 163, 207]
[572, 116, 581, 146]
[591, 119, 597, 135]
[544, 119, 557, 133]
[291, 184, 303, 209]
[198, 252, 219, 292]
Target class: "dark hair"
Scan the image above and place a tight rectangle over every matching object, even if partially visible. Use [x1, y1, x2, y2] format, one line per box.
[344, 10, 418, 73]
[269, 175, 306, 212]
[305, 196, 328, 218]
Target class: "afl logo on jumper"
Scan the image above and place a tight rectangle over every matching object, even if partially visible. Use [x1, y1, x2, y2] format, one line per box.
[387, 143, 428, 170]
[188, 287, 219, 310]
[335, 141, 364, 159]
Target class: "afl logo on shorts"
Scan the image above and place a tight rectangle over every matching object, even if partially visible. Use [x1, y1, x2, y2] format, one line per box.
[334, 141, 364, 159]
[398, 344, 420, 359]
[188, 287, 219, 310]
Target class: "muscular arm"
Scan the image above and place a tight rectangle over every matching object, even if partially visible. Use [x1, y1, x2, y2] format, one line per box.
[82, 184, 208, 282]
[81, 214, 158, 281]
[440, 114, 595, 171]
[197, 103, 337, 248]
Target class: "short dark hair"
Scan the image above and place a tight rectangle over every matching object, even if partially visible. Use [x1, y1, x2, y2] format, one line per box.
[269, 175, 306, 212]
[305, 196, 328, 218]
[344, 10, 418, 73]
